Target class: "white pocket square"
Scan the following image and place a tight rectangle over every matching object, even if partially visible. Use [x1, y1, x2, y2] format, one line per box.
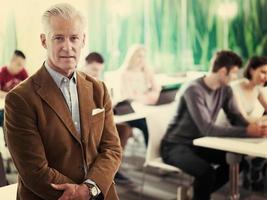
[92, 108, 105, 116]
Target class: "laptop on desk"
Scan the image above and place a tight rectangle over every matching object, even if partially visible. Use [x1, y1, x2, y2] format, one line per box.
[152, 83, 180, 105]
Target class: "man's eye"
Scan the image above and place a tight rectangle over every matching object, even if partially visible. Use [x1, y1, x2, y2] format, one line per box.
[54, 37, 64, 41]
[71, 36, 79, 41]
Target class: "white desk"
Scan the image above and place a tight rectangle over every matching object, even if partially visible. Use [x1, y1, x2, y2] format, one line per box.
[114, 112, 146, 124]
[114, 102, 177, 124]
[193, 137, 267, 200]
[194, 137, 267, 158]
[0, 183, 17, 199]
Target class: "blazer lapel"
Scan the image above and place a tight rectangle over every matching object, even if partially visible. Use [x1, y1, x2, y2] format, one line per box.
[33, 66, 81, 143]
[76, 72, 94, 142]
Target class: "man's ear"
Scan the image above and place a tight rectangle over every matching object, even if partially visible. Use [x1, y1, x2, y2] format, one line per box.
[40, 34, 47, 49]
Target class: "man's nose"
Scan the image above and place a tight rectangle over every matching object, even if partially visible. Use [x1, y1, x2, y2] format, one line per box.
[62, 38, 72, 51]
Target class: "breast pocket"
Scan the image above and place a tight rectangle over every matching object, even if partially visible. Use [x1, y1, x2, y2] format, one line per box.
[90, 111, 105, 146]
[91, 111, 105, 123]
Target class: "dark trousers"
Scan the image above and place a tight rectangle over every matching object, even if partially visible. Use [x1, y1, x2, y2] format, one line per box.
[0, 109, 4, 127]
[127, 118, 149, 146]
[116, 123, 133, 149]
[161, 141, 229, 200]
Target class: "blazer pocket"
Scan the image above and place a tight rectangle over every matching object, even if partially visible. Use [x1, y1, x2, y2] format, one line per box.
[91, 111, 105, 123]
[90, 112, 105, 146]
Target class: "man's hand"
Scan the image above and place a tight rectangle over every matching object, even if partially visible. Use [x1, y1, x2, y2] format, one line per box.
[51, 183, 91, 200]
[246, 123, 266, 137]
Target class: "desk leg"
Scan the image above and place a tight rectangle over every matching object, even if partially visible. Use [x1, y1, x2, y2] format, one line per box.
[226, 153, 242, 200]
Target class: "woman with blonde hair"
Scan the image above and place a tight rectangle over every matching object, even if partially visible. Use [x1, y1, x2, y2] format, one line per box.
[120, 44, 160, 105]
[119, 44, 160, 146]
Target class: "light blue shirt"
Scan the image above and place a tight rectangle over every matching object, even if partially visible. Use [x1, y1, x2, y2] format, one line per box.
[45, 63, 81, 134]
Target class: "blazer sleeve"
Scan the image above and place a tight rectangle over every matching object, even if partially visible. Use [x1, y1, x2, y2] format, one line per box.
[4, 91, 75, 200]
[85, 82, 122, 198]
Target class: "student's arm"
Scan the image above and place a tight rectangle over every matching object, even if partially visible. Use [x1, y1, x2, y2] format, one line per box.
[141, 68, 160, 104]
[120, 72, 135, 100]
[146, 67, 161, 93]
[184, 86, 248, 137]
[222, 87, 249, 126]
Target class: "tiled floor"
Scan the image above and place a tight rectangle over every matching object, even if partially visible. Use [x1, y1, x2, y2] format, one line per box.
[116, 134, 267, 200]
[2, 130, 267, 200]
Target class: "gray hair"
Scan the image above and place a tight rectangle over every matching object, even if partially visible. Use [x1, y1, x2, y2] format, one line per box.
[42, 3, 85, 33]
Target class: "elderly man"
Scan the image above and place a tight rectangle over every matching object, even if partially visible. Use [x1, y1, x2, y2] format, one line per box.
[4, 3, 122, 200]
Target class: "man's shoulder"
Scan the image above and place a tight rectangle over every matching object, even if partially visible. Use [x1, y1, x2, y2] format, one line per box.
[182, 78, 204, 94]
[77, 71, 106, 93]
[7, 75, 33, 95]
[77, 71, 103, 86]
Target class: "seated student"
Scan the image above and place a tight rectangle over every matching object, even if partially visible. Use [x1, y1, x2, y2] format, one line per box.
[232, 56, 267, 122]
[0, 50, 28, 97]
[83, 52, 133, 184]
[160, 50, 267, 200]
[119, 44, 161, 105]
[231, 56, 267, 190]
[118, 44, 161, 146]
[0, 50, 28, 127]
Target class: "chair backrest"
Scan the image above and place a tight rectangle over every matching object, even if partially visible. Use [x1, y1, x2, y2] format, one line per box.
[144, 103, 176, 164]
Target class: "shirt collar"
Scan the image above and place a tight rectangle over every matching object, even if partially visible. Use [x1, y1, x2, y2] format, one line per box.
[45, 61, 77, 88]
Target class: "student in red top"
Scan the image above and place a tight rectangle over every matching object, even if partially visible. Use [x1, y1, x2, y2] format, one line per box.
[0, 50, 28, 98]
[0, 50, 28, 126]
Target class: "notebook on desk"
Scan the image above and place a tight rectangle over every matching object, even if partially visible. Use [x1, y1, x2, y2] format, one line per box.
[153, 84, 180, 105]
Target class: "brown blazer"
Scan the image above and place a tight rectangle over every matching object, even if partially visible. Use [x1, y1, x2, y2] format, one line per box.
[4, 66, 122, 200]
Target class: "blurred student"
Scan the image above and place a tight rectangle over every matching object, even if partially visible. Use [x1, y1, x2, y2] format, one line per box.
[120, 44, 160, 105]
[0, 50, 28, 126]
[0, 50, 28, 97]
[83, 52, 133, 184]
[231, 56, 267, 190]
[161, 50, 267, 200]
[232, 56, 267, 122]
[119, 44, 160, 146]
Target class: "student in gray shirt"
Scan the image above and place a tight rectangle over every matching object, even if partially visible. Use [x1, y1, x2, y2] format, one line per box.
[161, 51, 267, 200]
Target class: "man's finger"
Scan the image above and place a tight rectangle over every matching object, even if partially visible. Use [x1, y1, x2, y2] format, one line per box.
[51, 183, 68, 190]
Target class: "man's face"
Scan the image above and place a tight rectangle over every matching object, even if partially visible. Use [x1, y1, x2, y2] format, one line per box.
[84, 62, 104, 79]
[220, 66, 239, 85]
[9, 55, 25, 74]
[40, 16, 85, 77]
